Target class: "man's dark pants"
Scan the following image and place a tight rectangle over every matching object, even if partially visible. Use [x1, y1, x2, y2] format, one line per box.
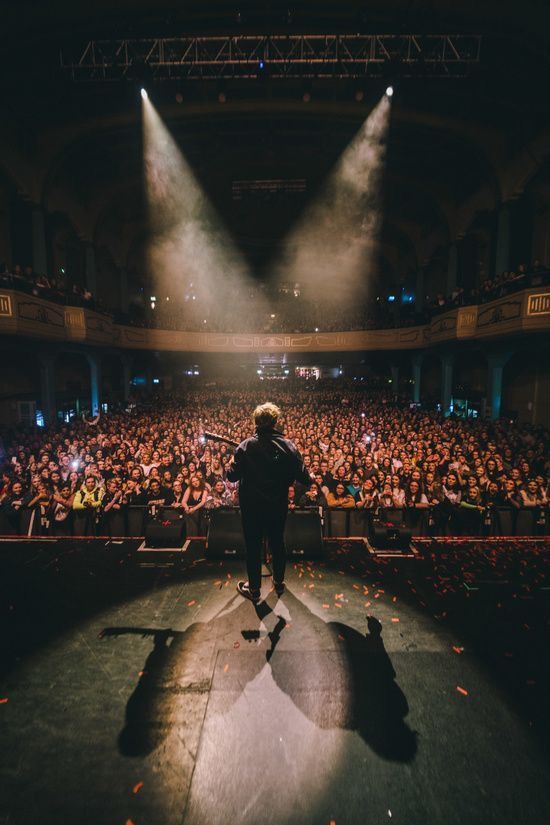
[240, 498, 288, 592]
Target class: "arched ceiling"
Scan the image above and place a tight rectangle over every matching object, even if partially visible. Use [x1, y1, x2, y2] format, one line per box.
[1, 0, 549, 280]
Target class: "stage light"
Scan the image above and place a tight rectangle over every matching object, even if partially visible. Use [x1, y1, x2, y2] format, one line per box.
[258, 60, 265, 70]
[142, 93, 268, 337]
[386, 85, 394, 97]
[141, 88, 148, 100]
[270, 93, 391, 317]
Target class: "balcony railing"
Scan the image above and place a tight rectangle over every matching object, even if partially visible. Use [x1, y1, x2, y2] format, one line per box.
[0, 286, 549, 353]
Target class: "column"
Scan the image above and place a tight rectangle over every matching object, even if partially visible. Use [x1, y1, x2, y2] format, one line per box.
[31, 206, 48, 276]
[411, 353, 423, 403]
[390, 364, 399, 392]
[415, 268, 425, 312]
[121, 355, 132, 402]
[39, 355, 56, 426]
[84, 244, 97, 297]
[86, 353, 101, 415]
[487, 352, 512, 420]
[494, 203, 511, 276]
[119, 267, 129, 313]
[440, 353, 454, 416]
[446, 243, 458, 296]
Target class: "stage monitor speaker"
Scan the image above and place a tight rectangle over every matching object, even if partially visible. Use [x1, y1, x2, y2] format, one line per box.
[284, 509, 324, 559]
[144, 519, 186, 549]
[370, 521, 412, 550]
[206, 508, 246, 558]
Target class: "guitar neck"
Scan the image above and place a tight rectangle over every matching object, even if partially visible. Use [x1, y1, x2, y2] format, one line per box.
[203, 431, 239, 448]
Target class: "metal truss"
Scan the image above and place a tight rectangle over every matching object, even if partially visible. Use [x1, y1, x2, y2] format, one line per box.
[60, 34, 482, 82]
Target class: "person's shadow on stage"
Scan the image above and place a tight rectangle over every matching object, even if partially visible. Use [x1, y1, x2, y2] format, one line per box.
[100, 591, 416, 763]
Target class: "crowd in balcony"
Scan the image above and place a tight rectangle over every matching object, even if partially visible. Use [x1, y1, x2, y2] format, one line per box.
[1, 257, 549, 334]
[0, 261, 103, 311]
[431, 260, 550, 315]
[0, 381, 547, 538]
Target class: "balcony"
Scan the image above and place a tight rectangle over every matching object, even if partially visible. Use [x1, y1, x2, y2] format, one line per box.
[0, 286, 548, 353]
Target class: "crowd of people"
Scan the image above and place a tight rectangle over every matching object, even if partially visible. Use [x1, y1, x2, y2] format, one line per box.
[122, 289, 401, 334]
[431, 260, 550, 315]
[0, 381, 547, 538]
[0, 262, 101, 311]
[3, 257, 548, 336]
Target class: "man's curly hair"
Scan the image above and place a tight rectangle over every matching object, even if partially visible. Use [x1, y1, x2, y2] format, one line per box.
[253, 402, 281, 430]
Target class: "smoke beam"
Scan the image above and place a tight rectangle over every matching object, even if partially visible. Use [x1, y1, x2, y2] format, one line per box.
[272, 95, 391, 307]
[142, 96, 267, 328]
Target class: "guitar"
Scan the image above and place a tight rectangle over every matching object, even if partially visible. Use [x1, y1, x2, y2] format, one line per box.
[202, 430, 239, 449]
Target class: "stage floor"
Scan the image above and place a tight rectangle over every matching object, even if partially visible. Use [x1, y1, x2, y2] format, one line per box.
[0, 537, 549, 825]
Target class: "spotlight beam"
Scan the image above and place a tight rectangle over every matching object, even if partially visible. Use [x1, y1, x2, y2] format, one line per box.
[271, 94, 392, 310]
[142, 95, 267, 330]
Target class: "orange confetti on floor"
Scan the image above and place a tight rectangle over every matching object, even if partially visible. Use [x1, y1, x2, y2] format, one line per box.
[452, 646, 464, 654]
[391, 617, 400, 622]
[322, 604, 330, 609]
[132, 781, 144, 794]
[456, 686, 468, 696]
[0, 698, 8, 704]
[187, 600, 197, 606]
[223, 664, 229, 673]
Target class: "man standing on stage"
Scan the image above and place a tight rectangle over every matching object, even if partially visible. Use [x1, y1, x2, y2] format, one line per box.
[227, 402, 312, 603]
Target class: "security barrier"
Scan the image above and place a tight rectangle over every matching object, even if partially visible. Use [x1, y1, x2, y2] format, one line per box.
[0, 503, 547, 539]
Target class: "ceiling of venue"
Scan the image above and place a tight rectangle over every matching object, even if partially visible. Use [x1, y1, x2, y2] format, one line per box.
[1, 0, 550, 287]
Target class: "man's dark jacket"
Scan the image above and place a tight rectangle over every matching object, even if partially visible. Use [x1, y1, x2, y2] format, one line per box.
[227, 427, 311, 507]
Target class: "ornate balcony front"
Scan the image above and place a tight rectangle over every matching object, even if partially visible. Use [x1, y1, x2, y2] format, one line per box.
[0, 286, 548, 353]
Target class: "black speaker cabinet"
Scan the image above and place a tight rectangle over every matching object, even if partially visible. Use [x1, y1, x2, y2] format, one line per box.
[144, 519, 187, 549]
[284, 509, 324, 559]
[370, 521, 412, 550]
[206, 507, 246, 558]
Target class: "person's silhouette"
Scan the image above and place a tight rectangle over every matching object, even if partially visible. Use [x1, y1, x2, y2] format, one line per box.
[102, 594, 416, 763]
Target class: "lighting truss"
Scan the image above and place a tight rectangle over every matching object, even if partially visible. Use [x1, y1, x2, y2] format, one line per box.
[60, 34, 482, 81]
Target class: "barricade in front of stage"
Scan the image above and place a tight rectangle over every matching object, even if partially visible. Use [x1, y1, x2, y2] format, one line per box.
[0, 503, 547, 540]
